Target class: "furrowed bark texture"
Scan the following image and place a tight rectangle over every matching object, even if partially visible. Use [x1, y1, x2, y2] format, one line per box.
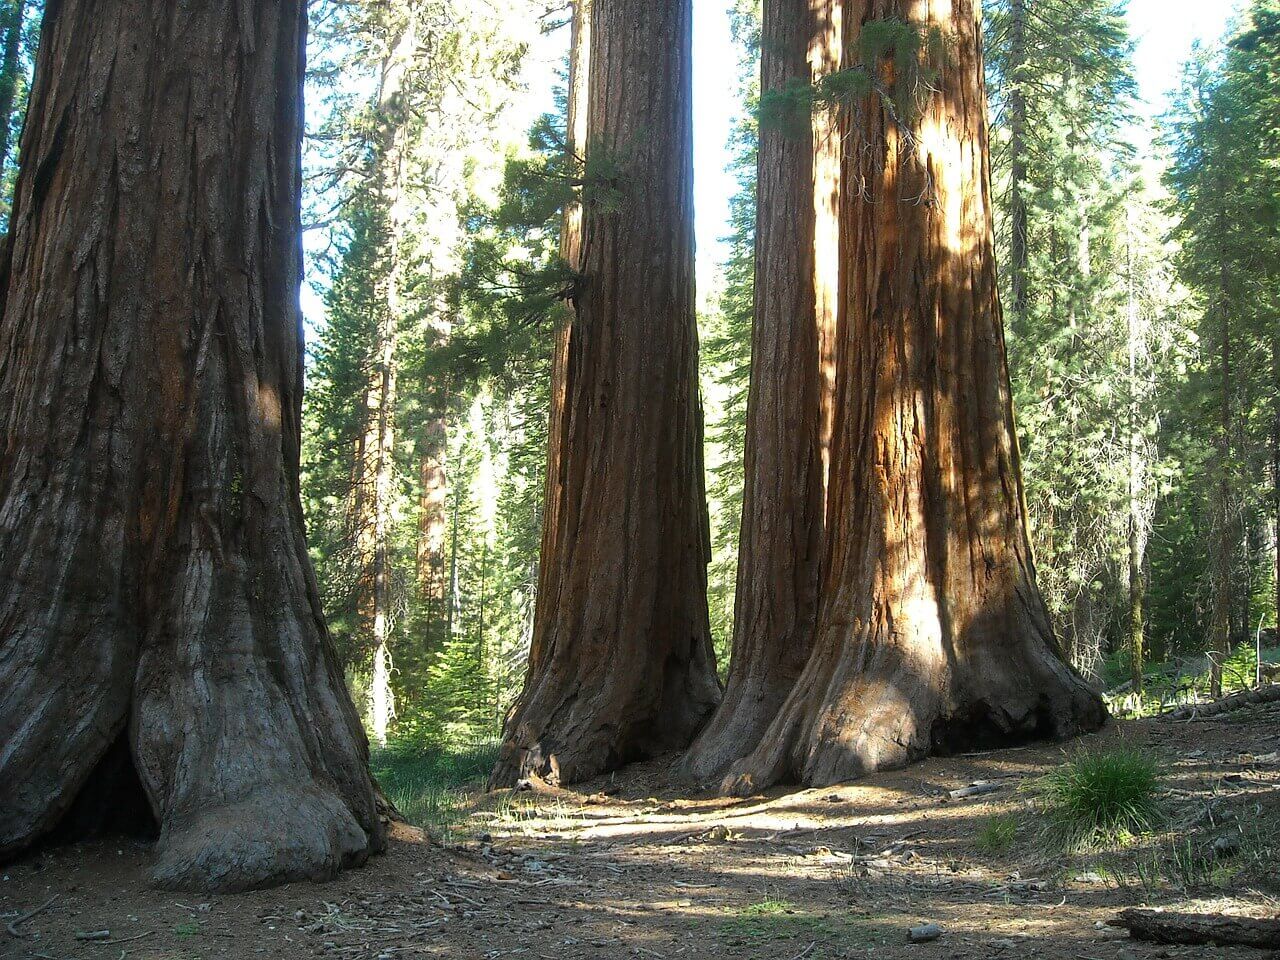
[492, 0, 720, 787]
[0, 0, 384, 890]
[680, 0, 839, 785]
[526, 0, 589, 684]
[722, 0, 1105, 795]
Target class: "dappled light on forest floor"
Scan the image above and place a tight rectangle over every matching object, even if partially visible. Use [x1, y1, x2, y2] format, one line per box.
[4, 706, 1278, 959]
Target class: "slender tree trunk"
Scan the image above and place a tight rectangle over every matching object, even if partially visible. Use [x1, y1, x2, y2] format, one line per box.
[491, 0, 720, 787]
[1008, 0, 1029, 333]
[1126, 217, 1145, 695]
[1271, 309, 1278, 652]
[0, 0, 383, 890]
[417, 412, 448, 601]
[363, 16, 421, 745]
[722, 0, 1105, 794]
[811, 0, 843, 484]
[1211, 200, 1232, 699]
[0, 0, 23, 177]
[680, 0, 839, 784]
[447, 478, 461, 643]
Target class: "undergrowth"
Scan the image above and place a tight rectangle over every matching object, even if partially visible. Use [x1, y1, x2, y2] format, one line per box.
[976, 813, 1019, 854]
[371, 738, 500, 840]
[1105, 644, 1280, 718]
[1037, 746, 1162, 849]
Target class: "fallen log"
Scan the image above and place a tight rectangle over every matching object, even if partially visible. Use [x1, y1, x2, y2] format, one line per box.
[1114, 909, 1280, 948]
[1164, 683, 1280, 721]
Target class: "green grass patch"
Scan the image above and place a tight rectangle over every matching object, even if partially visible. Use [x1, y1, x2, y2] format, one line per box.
[370, 738, 499, 839]
[1037, 746, 1162, 849]
[976, 813, 1019, 854]
[717, 901, 893, 949]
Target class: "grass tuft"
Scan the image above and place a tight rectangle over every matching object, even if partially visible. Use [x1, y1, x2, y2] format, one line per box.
[1037, 746, 1161, 848]
[976, 813, 1019, 854]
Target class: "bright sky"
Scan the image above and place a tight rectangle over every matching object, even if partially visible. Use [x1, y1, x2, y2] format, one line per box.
[689, 0, 1240, 286]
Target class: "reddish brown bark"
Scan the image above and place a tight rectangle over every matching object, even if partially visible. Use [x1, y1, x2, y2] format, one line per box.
[491, 0, 720, 787]
[0, 0, 383, 889]
[527, 0, 589, 683]
[681, 0, 841, 784]
[722, 0, 1105, 794]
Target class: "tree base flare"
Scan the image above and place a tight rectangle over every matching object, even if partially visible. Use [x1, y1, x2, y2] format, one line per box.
[152, 788, 373, 893]
[721, 634, 1107, 796]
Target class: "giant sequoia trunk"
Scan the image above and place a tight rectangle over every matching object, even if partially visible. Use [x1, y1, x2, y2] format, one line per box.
[680, 0, 841, 784]
[0, 0, 384, 890]
[722, 0, 1105, 794]
[491, 0, 720, 787]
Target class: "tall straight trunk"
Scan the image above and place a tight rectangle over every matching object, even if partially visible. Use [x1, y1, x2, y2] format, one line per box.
[723, 0, 1105, 794]
[491, 0, 720, 787]
[0, 0, 23, 177]
[0, 0, 383, 890]
[366, 319, 396, 745]
[1007, 0, 1029, 333]
[811, 0, 843, 482]
[363, 16, 420, 745]
[417, 413, 448, 602]
[1211, 199, 1232, 699]
[681, 0, 840, 784]
[1126, 217, 1145, 695]
[1271, 290, 1278, 654]
[526, 0, 590, 683]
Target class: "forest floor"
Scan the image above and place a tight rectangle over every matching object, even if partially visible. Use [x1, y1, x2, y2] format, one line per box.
[4, 702, 1279, 960]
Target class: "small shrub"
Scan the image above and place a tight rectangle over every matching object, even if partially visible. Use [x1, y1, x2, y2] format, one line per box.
[1038, 746, 1161, 848]
[976, 814, 1018, 854]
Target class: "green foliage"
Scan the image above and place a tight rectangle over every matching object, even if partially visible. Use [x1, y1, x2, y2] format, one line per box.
[976, 814, 1019, 854]
[699, 1, 760, 658]
[1157, 0, 1280, 666]
[371, 739, 500, 839]
[758, 19, 944, 139]
[1037, 747, 1162, 848]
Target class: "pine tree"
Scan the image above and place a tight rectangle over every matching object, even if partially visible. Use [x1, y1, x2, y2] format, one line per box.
[985, 0, 1144, 679]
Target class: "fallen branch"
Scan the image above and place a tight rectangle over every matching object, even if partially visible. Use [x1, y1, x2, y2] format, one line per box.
[947, 782, 1004, 800]
[101, 931, 155, 946]
[1114, 909, 1280, 948]
[6, 895, 58, 938]
[1164, 684, 1280, 721]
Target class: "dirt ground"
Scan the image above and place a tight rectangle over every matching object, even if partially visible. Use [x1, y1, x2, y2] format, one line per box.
[4, 704, 1278, 960]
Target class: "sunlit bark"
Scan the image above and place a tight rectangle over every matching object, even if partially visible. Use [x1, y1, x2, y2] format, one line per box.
[492, 0, 720, 786]
[0, 0, 383, 890]
[723, 0, 1106, 794]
